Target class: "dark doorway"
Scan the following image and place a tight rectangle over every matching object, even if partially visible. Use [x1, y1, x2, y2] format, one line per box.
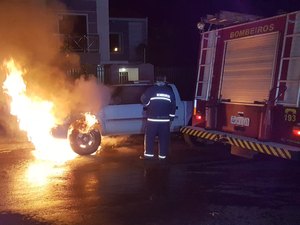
[59, 14, 87, 35]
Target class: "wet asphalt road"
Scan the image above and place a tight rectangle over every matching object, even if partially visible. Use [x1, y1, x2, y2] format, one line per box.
[0, 134, 300, 225]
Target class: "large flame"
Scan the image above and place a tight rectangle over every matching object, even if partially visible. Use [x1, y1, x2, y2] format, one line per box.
[2, 58, 77, 163]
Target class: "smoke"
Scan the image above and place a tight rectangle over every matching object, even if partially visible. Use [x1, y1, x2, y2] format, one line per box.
[0, 0, 111, 136]
[60, 76, 112, 119]
[101, 136, 131, 149]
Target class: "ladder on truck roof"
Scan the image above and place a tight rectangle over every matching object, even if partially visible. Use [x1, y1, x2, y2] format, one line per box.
[195, 30, 218, 101]
[276, 11, 300, 107]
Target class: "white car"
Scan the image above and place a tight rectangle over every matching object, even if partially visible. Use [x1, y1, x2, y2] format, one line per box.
[54, 82, 192, 155]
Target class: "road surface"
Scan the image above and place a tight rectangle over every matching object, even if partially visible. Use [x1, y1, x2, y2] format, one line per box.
[0, 134, 300, 225]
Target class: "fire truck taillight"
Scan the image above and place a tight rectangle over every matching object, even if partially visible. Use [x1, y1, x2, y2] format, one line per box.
[292, 126, 300, 137]
[194, 113, 202, 121]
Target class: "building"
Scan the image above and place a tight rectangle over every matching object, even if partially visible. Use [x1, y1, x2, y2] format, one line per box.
[53, 0, 153, 83]
[109, 17, 148, 63]
[104, 17, 153, 84]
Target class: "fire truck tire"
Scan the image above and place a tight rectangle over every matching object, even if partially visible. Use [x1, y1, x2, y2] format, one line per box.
[183, 133, 213, 149]
[68, 126, 101, 155]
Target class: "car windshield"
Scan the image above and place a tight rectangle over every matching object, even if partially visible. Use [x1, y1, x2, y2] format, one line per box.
[109, 85, 151, 105]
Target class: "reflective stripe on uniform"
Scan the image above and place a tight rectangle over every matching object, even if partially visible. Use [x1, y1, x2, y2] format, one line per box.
[145, 96, 171, 106]
[147, 118, 170, 122]
[144, 92, 172, 107]
[150, 97, 171, 102]
[157, 93, 170, 98]
[158, 155, 166, 159]
[144, 153, 154, 157]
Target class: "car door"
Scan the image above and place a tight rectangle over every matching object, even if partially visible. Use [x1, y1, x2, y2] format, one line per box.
[99, 84, 149, 135]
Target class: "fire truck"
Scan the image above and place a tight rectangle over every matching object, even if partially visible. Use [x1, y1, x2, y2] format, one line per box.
[181, 11, 300, 160]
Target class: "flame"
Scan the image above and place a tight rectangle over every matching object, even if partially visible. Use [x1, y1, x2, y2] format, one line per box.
[2, 58, 77, 163]
[26, 161, 65, 187]
[85, 112, 98, 128]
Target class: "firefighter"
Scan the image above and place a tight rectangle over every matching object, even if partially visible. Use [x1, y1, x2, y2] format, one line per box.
[140, 77, 176, 161]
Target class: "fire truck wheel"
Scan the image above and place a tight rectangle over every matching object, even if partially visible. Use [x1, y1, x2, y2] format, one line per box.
[183, 133, 213, 149]
[68, 125, 101, 155]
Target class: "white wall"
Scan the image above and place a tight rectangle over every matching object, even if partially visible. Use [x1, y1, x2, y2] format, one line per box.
[96, 0, 110, 64]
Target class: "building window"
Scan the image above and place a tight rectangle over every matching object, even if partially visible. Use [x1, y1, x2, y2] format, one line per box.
[59, 14, 87, 35]
[58, 14, 88, 52]
[110, 33, 121, 53]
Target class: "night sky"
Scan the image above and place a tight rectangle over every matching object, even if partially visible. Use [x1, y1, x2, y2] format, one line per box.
[109, 0, 300, 67]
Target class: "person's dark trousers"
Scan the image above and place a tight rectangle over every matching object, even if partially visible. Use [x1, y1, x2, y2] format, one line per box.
[144, 120, 170, 159]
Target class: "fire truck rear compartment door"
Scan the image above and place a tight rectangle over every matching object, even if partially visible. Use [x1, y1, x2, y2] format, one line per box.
[220, 33, 278, 103]
[217, 103, 263, 138]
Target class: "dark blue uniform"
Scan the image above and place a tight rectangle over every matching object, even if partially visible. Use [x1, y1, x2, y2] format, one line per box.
[141, 82, 176, 160]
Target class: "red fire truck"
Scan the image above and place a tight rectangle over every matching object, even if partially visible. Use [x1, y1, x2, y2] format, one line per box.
[181, 11, 300, 160]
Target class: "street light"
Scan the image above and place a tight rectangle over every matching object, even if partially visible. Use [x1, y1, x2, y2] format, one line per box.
[197, 22, 205, 32]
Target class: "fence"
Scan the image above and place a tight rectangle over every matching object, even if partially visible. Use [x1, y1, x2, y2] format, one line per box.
[58, 34, 99, 53]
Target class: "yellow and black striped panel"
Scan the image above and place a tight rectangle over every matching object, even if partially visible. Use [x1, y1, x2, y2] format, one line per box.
[180, 127, 218, 141]
[226, 137, 291, 160]
[180, 127, 293, 160]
